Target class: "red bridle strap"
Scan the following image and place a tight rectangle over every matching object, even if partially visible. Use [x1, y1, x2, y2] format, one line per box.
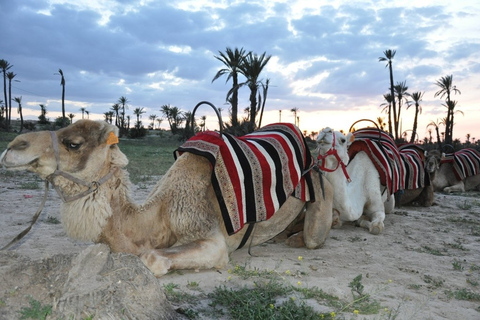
[316, 132, 351, 182]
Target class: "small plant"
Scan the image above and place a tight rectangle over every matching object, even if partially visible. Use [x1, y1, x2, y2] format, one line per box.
[348, 236, 363, 243]
[187, 281, 200, 288]
[45, 216, 60, 224]
[408, 284, 422, 290]
[446, 240, 467, 251]
[18, 297, 52, 320]
[423, 275, 444, 288]
[19, 181, 40, 189]
[452, 259, 464, 271]
[457, 200, 473, 210]
[420, 245, 444, 256]
[467, 278, 479, 286]
[345, 274, 382, 314]
[445, 288, 480, 301]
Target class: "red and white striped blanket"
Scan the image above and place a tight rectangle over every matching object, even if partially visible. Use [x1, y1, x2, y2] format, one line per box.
[398, 144, 428, 190]
[441, 148, 480, 181]
[175, 123, 315, 235]
[347, 128, 404, 195]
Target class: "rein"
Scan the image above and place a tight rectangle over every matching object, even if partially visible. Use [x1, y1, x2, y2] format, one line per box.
[316, 131, 351, 182]
[46, 131, 117, 203]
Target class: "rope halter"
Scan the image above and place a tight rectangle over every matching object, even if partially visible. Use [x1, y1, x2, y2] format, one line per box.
[46, 131, 118, 202]
[316, 131, 351, 182]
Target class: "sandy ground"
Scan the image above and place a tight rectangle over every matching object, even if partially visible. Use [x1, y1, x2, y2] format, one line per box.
[1, 170, 480, 319]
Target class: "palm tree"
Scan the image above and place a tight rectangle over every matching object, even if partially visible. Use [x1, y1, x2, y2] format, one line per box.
[212, 47, 246, 127]
[80, 107, 86, 119]
[149, 114, 157, 129]
[442, 100, 463, 143]
[378, 50, 397, 140]
[257, 78, 270, 128]
[55, 69, 66, 127]
[379, 93, 394, 135]
[38, 104, 48, 124]
[200, 115, 207, 132]
[68, 113, 75, 124]
[393, 81, 409, 137]
[406, 91, 424, 144]
[290, 107, 299, 126]
[85, 110, 89, 119]
[0, 59, 12, 131]
[434, 75, 461, 145]
[14, 96, 23, 133]
[118, 96, 129, 136]
[111, 103, 120, 127]
[133, 107, 145, 129]
[239, 51, 271, 131]
[160, 104, 183, 134]
[156, 118, 163, 130]
[427, 119, 444, 149]
[6, 71, 17, 130]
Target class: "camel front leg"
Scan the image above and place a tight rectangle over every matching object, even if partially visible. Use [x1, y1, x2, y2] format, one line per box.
[444, 182, 465, 194]
[140, 232, 229, 277]
[357, 210, 385, 235]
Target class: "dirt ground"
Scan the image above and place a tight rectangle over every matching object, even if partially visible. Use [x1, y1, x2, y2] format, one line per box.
[1, 171, 479, 319]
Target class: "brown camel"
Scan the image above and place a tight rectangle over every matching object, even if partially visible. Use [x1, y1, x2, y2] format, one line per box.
[0, 120, 333, 277]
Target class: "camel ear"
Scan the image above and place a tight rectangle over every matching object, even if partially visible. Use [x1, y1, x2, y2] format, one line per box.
[346, 132, 355, 146]
[99, 121, 119, 145]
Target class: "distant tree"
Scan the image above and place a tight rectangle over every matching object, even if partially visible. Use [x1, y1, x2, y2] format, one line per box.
[55, 69, 66, 127]
[149, 114, 157, 130]
[0, 59, 12, 131]
[379, 50, 398, 140]
[393, 80, 409, 141]
[380, 93, 393, 135]
[434, 75, 461, 145]
[85, 110, 89, 119]
[111, 103, 120, 127]
[376, 117, 386, 131]
[68, 113, 75, 124]
[427, 118, 444, 150]
[103, 112, 110, 123]
[80, 107, 86, 119]
[6, 71, 16, 130]
[200, 115, 207, 132]
[160, 104, 184, 134]
[257, 78, 270, 128]
[133, 107, 145, 129]
[38, 104, 49, 124]
[117, 96, 129, 136]
[290, 107, 299, 126]
[212, 47, 246, 127]
[406, 91, 423, 144]
[239, 51, 271, 132]
[14, 96, 23, 133]
[156, 118, 163, 130]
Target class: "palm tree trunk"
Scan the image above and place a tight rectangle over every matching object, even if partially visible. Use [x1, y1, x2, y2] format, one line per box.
[388, 62, 397, 140]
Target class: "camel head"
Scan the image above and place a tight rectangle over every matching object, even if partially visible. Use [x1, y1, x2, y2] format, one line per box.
[316, 127, 354, 166]
[1, 120, 128, 182]
[424, 150, 441, 174]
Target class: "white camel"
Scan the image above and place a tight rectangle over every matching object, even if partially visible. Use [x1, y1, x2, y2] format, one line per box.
[0, 120, 333, 277]
[316, 127, 394, 234]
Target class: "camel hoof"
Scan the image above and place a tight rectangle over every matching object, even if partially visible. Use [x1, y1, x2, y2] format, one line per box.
[140, 250, 172, 277]
[285, 232, 305, 248]
[369, 224, 384, 235]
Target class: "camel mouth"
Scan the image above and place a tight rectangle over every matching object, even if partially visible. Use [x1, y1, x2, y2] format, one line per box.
[0, 151, 39, 170]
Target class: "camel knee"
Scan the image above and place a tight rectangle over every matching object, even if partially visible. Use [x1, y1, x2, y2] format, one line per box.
[140, 250, 172, 278]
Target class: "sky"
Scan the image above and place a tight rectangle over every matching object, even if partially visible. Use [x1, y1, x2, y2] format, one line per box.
[1, 0, 479, 142]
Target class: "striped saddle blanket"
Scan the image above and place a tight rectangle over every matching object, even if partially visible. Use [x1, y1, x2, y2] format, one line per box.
[398, 144, 429, 190]
[175, 123, 315, 235]
[347, 128, 404, 195]
[442, 148, 480, 181]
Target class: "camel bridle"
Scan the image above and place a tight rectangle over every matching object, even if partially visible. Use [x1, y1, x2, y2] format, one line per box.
[46, 131, 117, 203]
[316, 131, 351, 182]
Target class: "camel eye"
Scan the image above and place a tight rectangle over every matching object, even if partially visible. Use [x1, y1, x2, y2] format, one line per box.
[340, 138, 346, 144]
[64, 140, 82, 150]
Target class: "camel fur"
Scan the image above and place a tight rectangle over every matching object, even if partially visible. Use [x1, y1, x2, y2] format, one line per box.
[316, 127, 394, 235]
[0, 120, 333, 277]
[431, 149, 480, 193]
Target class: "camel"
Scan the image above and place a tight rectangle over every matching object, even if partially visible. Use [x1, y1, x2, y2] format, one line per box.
[0, 120, 333, 277]
[316, 127, 395, 235]
[395, 145, 440, 207]
[431, 148, 480, 193]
